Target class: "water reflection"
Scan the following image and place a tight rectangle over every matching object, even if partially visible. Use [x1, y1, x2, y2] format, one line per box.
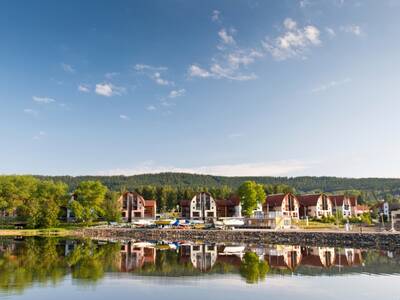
[0, 237, 399, 295]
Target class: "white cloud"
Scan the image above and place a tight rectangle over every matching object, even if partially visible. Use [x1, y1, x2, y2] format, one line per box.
[188, 65, 213, 78]
[146, 105, 156, 111]
[299, 0, 310, 8]
[134, 64, 167, 71]
[95, 83, 126, 97]
[119, 114, 129, 120]
[134, 64, 173, 86]
[218, 28, 235, 45]
[78, 84, 90, 93]
[340, 25, 363, 36]
[168, 89, 186, 98]
[311, 78, 352, 93]
[32, 96, 55, 104]
[23, 108, 38, 116]
[97, 160, 313, 177]
[211, 10, 220, 22]
[61, 63, 75, 73]
[262, 18, 321, 60]
[151, 72, 173, 86]
[325, 27, 336, 37]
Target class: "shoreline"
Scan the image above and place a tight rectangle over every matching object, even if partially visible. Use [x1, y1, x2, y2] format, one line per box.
[77, 228, 400, 251]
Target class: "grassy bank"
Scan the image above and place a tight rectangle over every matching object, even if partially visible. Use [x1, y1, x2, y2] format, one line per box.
[0, 228, 78, 237]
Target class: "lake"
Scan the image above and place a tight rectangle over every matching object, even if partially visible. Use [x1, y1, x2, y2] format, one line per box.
[0, 237, 399, 299]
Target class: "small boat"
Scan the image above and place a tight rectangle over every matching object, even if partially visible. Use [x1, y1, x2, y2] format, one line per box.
[132, 219, 155, 227]
[155, 219, 176, 226]
[223, 218, 245, 227]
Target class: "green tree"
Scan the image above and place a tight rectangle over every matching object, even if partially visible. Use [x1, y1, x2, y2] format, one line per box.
[240, 252, 269, 283]
[70, 181, 107, 223]
[103, 191, 121, 222]
[237, 181, 266, 217]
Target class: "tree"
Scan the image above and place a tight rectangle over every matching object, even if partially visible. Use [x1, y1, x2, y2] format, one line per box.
[70, 181, 107, 223]
[240, 252, 269, 283]
[237, 181, 266, 217]
[103, 191, 121, 222]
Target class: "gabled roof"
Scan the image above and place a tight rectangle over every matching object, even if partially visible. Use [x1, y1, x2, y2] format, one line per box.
[329, 195, 348, 206]
[297, 194, 323, 206]
[216, 196, 240, 207]
[180, 200, 190, 207]
[265, 193, 296, 207]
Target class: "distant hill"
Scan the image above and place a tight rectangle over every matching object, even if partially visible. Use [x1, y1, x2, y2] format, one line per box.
[35, 172, 400, 194]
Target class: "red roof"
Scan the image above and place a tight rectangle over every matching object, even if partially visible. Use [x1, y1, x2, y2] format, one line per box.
[329, 195, 347, 206]
[349, 196, 357, 206]
[216, 197, 240, 207]
[265, 194, 286, 207]
[297, 194, 323, 206]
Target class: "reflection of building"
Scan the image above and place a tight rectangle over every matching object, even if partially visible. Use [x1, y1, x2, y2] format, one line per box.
[180, 192, 217, 220]
[298, 194, 333, 219]
[301, 247, 335, 268]
[334, 248, 363, 268]
[119, 242, 156, 272]
[263, 193, 300, 219]
[119, 192, 157, 222]
[264, 245, 302, 271]
[180, 244, 218, 271]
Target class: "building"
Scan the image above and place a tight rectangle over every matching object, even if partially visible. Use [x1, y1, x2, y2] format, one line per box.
[330, 195, 352, 218]
[119, 192, 157, 222]
[216, 196, 241, 218]
[297, 193, 333, 219]
[263, 193, 300, 219]
[354, 204, 370, 216]
[180, 192, 217, 220]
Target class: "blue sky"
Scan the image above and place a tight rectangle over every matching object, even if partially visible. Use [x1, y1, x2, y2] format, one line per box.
[1, 0, 400, 177]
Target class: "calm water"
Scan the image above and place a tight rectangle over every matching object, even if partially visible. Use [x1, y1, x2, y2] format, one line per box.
[0, 237, 399, 299]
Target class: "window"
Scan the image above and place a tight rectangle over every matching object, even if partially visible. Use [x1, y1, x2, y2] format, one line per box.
[123, 199, 127, 209]
[122, 212, 126, 218]
[322, 195, 328, 210]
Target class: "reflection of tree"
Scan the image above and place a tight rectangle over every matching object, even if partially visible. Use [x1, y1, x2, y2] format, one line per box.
[0, 237, 122, 293]
[240, 252, 270, 284]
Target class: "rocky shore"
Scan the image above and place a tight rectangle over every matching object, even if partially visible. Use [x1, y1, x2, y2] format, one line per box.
[78, 228, 400, 250]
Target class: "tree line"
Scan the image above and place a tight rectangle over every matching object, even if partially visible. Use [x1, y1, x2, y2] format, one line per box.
[1, 175, 399, 228]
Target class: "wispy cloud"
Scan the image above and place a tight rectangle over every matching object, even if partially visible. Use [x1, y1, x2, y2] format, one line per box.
[311, 78, 352, 93]
[33, 131, 46, 140]
[151, 72, 173, 86]
[262, 18, 321, 60]
[78, 84, 90, 93]
[95, 83, 126, 97]
[211, 10, 221, 22]
[119, 114, 129, 120]
[228, 133, 244, 139]
[32, 96, 55, 104]
[23, 108, 39, 116]
[134, 64, 173, 86]
[61, 63, 75, 73]
[98, 160, 313, 177]
[168, 89, 186, 98]
[218, 28, 235, 45]
[105, 72, 119, 79]
[340, 24, 363, 36]
[325, 27, 336, 37]
[146, 105, 156, 111]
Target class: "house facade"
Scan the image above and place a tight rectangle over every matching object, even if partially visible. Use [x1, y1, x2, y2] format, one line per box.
[263, 193, 300, 219]
[180, 192, 217, 220]
[330, 195, 352, 218]
[119, 192, 157, 222]
[297, 194, 333, 219]
[216, 196, 242, 218]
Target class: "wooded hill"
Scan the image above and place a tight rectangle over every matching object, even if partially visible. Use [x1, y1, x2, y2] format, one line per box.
[35, 173, 400, 195]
